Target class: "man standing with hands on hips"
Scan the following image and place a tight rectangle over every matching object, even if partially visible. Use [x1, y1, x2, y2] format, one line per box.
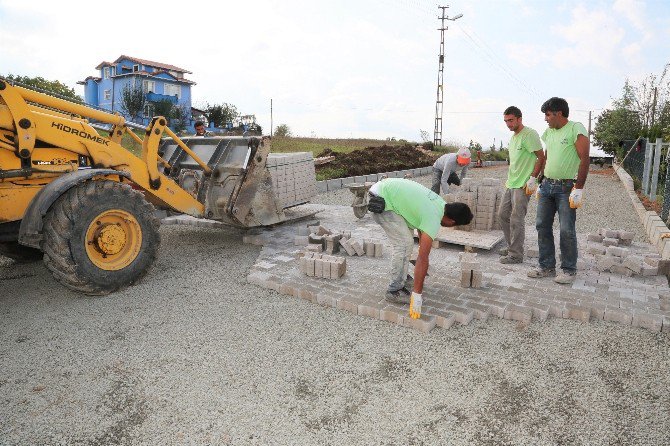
[498, 106, 545, 264]
[528, 97, 590, 284]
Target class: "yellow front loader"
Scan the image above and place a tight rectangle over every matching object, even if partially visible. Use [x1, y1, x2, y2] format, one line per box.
[0, 79, 307, 295]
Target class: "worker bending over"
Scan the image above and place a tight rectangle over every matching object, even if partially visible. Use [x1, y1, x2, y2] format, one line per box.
[368, 178, 473, 318]
[431, 148, 471, 194]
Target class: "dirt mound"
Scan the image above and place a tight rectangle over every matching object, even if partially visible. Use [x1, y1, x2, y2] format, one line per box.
[316, 144, 436, 177]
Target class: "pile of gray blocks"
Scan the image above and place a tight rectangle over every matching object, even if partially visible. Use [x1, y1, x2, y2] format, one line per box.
[444, 178, 503, 231]
[294, 223, 382, 257]
[588, 228, 660, 277]
[299, 252, 347, 279]
[267, 152, 317, 208]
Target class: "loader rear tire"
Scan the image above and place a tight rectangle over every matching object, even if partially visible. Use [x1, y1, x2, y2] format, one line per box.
[0, 242, 43, 263]
[42, 180, 160, 295]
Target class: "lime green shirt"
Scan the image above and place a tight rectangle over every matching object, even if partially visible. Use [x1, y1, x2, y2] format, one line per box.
[542, 121, 588, 180]
[506, 126, 542, 188]
[377, 178, 445, 239]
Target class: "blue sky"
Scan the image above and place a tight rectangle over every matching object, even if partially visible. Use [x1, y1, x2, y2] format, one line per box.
[1, 0, 669, 147]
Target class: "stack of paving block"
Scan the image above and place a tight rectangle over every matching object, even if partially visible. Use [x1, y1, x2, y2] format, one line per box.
[587, 228, 659, 277]
[267, 152, 317, 208]
[459, 252, 483, 288]
[299, 252, 346, 279]
[443, 177, 503, 231]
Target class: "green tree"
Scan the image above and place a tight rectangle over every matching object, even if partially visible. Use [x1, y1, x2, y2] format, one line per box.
[151, 99, 175, 119]
[592, 108, 642, 156]
[171, 104, 190, 133]
[468, 139, 482, 151]
[4, 74, 82, 103]
[274, 124, 292, 137]
[205, 103, 238, 127]
[120, 81, 146, 122]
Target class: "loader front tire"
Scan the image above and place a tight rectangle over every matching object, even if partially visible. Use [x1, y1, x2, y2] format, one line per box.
[0, 242, 43, 263]
[42, 180, 160, 295]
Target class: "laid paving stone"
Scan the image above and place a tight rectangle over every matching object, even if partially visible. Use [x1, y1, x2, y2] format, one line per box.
[244, 204, 670, 333]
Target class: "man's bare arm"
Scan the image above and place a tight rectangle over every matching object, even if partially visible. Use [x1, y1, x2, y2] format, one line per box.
[413, 232, 433, 294]
[575, 134, 590, 189]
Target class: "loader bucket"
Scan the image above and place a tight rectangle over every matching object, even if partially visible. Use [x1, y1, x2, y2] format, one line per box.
[157, 136, 317, 228]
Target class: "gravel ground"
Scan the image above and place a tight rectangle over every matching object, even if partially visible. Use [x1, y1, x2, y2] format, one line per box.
[1, 165, 669, 445]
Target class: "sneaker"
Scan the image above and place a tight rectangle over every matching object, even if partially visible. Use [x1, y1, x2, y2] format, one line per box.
[527, 267, 556, 278]
[498, 247, 509, 256]
[385, 287, 411, 304]
[554, 271, 576, 284]
[500, 256, 522, 264]
[404, 275, 414, 291]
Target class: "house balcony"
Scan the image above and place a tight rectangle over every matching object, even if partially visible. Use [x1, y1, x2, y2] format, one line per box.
[146, 92, 178, 104]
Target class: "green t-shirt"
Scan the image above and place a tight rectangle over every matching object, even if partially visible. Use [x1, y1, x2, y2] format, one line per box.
[506, 126, 542, 189]
[377, 178, 445, 239]
[542, 121, 588, 180]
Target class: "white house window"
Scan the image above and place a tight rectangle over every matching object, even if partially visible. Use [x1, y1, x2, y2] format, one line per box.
[142, 80, 156, 93]
[165, 84, 181, 99]
[103, 89, 111, 100]
[133, 64, 140, 72]
[144, 103, 155, 118]
[103, 67, 110, 79]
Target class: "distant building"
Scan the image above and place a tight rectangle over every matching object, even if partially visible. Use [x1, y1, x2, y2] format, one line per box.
[78, 55, 195, 125]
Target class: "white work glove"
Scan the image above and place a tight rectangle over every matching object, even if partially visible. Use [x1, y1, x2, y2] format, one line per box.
[524, 176, 537, 196]
[569, 188, 583, 209]
[409, 292, 422, 319]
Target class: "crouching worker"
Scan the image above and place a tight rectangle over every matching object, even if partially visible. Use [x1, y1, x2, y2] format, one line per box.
[368, 178, 473, 318]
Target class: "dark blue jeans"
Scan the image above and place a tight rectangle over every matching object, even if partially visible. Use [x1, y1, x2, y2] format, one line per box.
[536, 179, 577, 273]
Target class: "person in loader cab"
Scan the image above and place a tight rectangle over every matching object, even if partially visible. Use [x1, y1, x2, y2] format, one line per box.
[368, 178, 473, 319]
[194, 121, 210, 137]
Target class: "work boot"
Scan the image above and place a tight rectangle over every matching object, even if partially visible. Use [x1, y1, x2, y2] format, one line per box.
[498, 247, 509, 256]
[527, 267, 556, 278]
[500, 255, 522, 264]
[554, 271, 577, 284]
[385, 287, 411, 304]
[404, 275, 414, 291]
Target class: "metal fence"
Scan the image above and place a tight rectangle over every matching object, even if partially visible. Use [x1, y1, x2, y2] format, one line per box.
[621, 138, 670, 221]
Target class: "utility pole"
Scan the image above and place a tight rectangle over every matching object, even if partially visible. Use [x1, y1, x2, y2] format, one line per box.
[588, 110, 592, 142]
[270, 98, 273, 138]
[433, 5, 462, 148]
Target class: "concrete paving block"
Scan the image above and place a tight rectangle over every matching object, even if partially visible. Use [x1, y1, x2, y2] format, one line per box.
[307, 243, 323, 253]
[358, 301, 387, 319]
[610, 264, 634, 277]
[644, 256, 661, 267]
[588, 245, 607, 256]
[471, 270, 483, 288]
[602, 237, 619, 247]
[339, 238, 356, 256]
[619, 230, 635, 241]
[363, 240, 375, 257]
[402, 315, 437, 333]
[587, 233, 604, 243]
[380, 306, 406, 325]
[365, 174, 379, 182]
[279, 281, 300, 297]
[604, 307, 633, 325]
[333, 258, 346, 278]
[316, 292, 337, 307]
[297, 286, 318, 303]
[374, 243, 384, 257]
[523, 302, 550, 321]
[354, 176, 366, 183]
[314, 258, 325, 278]
[341, 177, 356, 185]
[464, 302, 490, 320]
[350, 240, 365, 256]
[433, 310, 456, 328]
[482, 299, 508, 318]
[444, 305, 475, 325]
[632, 312, 663, 332]
[503, 304, 532, 324]
[562, 304, 590, 322]
[663, 316, 670, 333]
[317, 181, 328, 193]
[606, 246, 629, 257]
[301, 257, 315, 276]
[604, 229, 620, 239]
[337, 296, 363, 314]
[460, 270, 472, 287]
[641, 264, 659, 276]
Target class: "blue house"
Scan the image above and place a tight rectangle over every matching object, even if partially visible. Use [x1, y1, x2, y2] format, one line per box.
[79, 55, 196, 127]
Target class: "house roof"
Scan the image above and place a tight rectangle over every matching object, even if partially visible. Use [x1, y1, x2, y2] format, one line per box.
[108, 55, 192, 74]
[77, 76, 102, 85]
[112, 70, 196, 85]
